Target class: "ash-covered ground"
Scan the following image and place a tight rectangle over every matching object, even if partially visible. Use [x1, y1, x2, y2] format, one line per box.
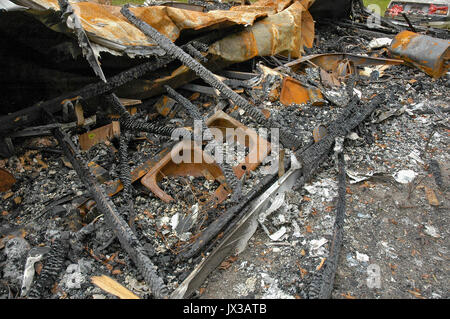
[1, 24, 449, 299]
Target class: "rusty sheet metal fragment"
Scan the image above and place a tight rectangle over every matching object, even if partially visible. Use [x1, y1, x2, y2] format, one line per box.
[280, 77, 326, 106]
[0, 168, 16, 192]
[281, 53, 404, 73]
[12, 0, 280, 56]
[205, 110, 271, 179]
[78, 121, 120, 151]
[389, 31, 450, 78]
[209, 0, 315, 62]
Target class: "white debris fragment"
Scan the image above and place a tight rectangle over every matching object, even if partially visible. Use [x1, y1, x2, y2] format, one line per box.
[353, 88, 362, 99]
[347, 132, 360, 140]
[347, 170, 374, 184]
[393, 169, 417, 184]
[408, 150, 424, 164]
[368, 37, 392, 49]
[380, 241, 398, 259]
[269, 226, 286, 241]
[356, 252, 369, 263]
[304, 178, 337, 198]
[170, 213, 179, 230]
[424, 225, 440, 238]
[292, 220, 302, 238]
[309, 238, 328, 256]
[260, 273, 295, 299]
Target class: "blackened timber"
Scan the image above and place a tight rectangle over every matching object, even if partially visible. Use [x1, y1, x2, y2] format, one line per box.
[52, 125, 168, 298]
[104, 93, 189, 138]
[119, 132, 135, 230]
[58, 0, 106, 82]
[28, 233, 69, 298]
[0, 57, 169, 135]
[121, 5, 302, 150]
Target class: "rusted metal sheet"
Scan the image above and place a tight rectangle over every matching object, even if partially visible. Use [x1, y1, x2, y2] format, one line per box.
[280, 77, 326, 106]
[389, 30, 450, 78]
[0, 168, 16, 192]
[280, 53, 404, 74]
[12, 0, 286, 56]
[105, 146, 172, 197]
[209, 0, 315, 62]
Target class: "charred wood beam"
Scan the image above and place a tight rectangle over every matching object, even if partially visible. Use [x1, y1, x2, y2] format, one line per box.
[121, 5, 302, 150]
[28, 233, 69, 298]
[295, 93, 385, 178]
[0, 31, 223, 136]
[184, 43, 208, 63]
[51, 121, 168, 298]
[103, 93, 190, 138]
[0, 57, 168, 135]
[119, 132, 135, 230]
[309, 151, 346, 299]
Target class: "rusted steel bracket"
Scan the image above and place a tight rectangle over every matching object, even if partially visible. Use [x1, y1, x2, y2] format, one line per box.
[141, 140, 230, 204]
[51, 122, 169, 298]
[205, 110, 271, 179]
[309, 151, 346, 299]
[165, 86, 240, 195]
[120, 4, 302, 150]
[105, 146, 173, 197]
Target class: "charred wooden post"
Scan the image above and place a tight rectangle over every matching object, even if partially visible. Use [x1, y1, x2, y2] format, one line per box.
[51, 123, 169, 298]
[119, 132, 136, 230]
[103, 93, 190, 138]
[121, 5, 302, 150]
[308, 151, 346, 299]
[28, 233, 70, 298]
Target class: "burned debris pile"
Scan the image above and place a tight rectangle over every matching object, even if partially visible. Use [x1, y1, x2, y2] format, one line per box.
[0, 0, 449, 299]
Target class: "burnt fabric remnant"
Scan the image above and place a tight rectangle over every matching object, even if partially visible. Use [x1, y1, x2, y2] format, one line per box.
[0, 0, 449, 301]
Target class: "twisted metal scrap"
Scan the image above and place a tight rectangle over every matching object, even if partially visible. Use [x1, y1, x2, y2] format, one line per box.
[53, 126, 168, 298]
[120, 5, 302, 149]
[165, 85, 240, 195]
